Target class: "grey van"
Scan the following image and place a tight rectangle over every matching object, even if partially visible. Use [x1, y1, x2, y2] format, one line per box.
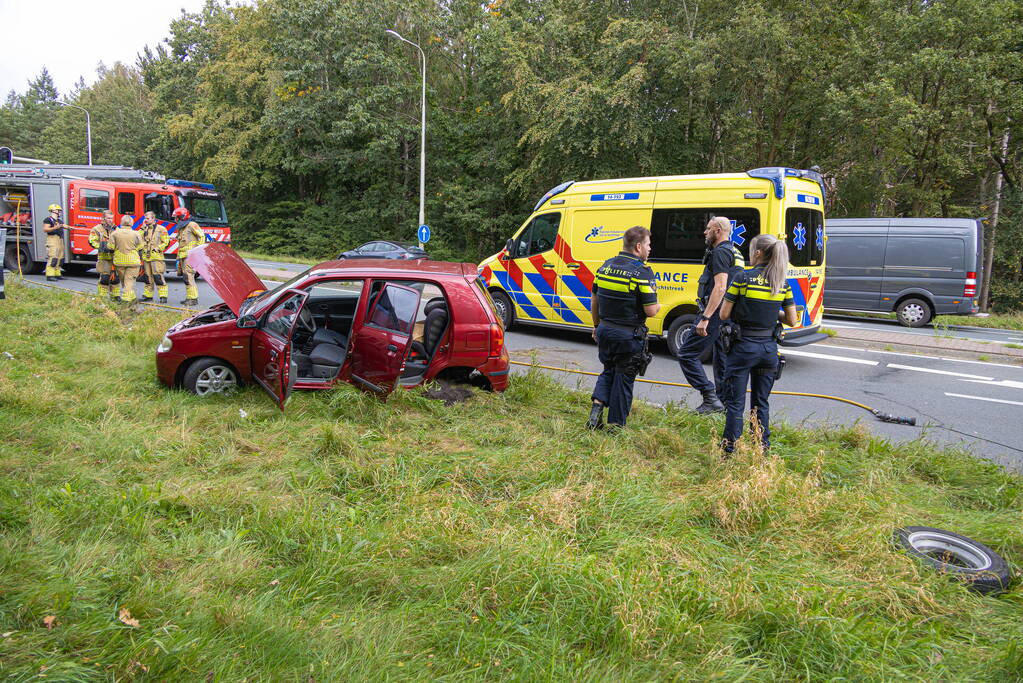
[824, 218, 983, 327]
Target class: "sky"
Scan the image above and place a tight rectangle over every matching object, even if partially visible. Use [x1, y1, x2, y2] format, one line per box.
[0, 0, 210, 97]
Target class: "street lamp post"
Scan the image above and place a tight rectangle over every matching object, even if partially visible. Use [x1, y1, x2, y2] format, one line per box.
[386, 29, 427, 248]
[56, 101, 92, 165]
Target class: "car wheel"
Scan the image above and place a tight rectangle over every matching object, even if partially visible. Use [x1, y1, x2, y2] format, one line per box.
[893, 526, 1012, 594]
[490, 289, 514, 329]
[666, 315, 712, 363]
[182, 358, 240, 396]
[896, 297, 932, 327]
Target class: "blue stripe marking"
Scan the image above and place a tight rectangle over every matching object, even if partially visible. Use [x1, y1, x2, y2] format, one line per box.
[522, 273, 585, 324]
[560, 274, 592, 314]
[493, 270, 545, 319]
[590, 192, 639, 202]
[787, 278, 812, 326]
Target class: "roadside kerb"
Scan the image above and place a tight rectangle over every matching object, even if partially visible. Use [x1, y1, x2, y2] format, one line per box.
[829, 327, 1023, 358]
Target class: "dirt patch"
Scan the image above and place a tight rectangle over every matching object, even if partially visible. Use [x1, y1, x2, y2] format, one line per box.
[424, 380, 476, 405]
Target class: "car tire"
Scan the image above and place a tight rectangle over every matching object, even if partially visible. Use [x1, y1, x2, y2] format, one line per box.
[182, 358, 241, 396]
[490, 289, 514, 329]
[893, 526, 1012, 594]
[895, 297, 932, 327]
[666, 315, 712, 363]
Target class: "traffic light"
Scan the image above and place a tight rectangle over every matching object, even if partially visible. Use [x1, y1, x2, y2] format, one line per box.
[0, 147, 11, 164]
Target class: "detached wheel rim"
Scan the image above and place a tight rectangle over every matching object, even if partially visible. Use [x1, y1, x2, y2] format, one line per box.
[901, 302, 926, 324]
[906, 530, 992, 570]
[194, 365, 238, 395]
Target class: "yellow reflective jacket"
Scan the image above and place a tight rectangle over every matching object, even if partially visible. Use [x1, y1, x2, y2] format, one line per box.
[88, 222, 116, 261]
[141, 223, 170, 261]
[109, 227, 143, 266]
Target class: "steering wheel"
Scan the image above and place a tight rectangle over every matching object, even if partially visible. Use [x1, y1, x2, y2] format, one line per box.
[536, 238, 552, 252]
[297, 306, 316, 334]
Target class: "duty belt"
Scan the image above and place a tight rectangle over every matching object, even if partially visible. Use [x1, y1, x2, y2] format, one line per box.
[600, 320, 647, 334]
[740, 327, 774, 338]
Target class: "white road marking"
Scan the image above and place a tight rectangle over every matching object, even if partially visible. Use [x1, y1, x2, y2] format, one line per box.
[944, 392, 1023, 406]
[886, 364, 993, 380]
[783, 349, 878, 366]
[960, 379, 1023, 390]
[821, 344, 1023, 370]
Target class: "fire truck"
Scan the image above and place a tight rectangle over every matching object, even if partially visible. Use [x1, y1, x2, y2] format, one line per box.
[0, 163, 231, 274]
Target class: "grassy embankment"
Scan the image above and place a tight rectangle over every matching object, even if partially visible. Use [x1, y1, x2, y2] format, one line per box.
[2, 279, 1023, 680]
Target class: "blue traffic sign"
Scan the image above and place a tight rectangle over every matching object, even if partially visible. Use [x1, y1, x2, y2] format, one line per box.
[418, 224, 431, 243]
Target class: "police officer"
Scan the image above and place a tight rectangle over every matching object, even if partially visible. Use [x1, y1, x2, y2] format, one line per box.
[719, 234, 798, 455]
[139, 211, 170, 303]
[176, 219, 206, 306]
[677, 215, 745, 414]
[42, 204, 66, 281]
[109, 216, 143, 303]
[88, 210, 117, 298]
[586, 226, 660, 431]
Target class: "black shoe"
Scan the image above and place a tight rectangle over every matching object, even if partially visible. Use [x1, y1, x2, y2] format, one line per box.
[605, 423, 624, 435]
[140, 296, 153, 302]
[694, 391, 725, 414]
[113, 296, 122, 302]
[56, 276, 65, 280]
[159, 297, 167, 304]
[46, 276, 58, 282]
[180, 299, 191, 305]
[585, 402, 605, 430]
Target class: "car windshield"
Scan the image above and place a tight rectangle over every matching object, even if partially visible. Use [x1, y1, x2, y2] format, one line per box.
[240, 268, 312, 315]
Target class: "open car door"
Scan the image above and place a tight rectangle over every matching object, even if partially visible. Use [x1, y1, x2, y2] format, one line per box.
[349, 283, 421, 395]
[251, 289, 308, 410]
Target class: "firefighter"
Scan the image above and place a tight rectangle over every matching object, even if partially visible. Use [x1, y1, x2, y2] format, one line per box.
[42, 204, 66, 281]
[586, 226, 660, 431]
[719, 234, 798, 456]
[676, 216, 745, 414]
[176, 219, 206, 306]
[87, 210, 117, 297]
[109, 215, 143, 303]
[139, 211, 170, 303]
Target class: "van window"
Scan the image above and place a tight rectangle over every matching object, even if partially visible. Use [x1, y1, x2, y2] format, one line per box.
[649, 208, 761, 263]
[886, 237, 964, 271]
[786, 208, 824, 267]
[512, 212, 561, 258]
[82, 188, 110, 212]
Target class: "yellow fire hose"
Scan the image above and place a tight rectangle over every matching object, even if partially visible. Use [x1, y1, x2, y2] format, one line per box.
[18, 277, 916, 425]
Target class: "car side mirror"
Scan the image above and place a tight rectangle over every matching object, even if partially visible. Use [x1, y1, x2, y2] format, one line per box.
[237, 314, 258, 329]
[504, 238, 514, 259]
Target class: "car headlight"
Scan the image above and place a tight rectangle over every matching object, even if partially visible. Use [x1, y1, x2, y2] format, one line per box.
[157, 335, 173, 353]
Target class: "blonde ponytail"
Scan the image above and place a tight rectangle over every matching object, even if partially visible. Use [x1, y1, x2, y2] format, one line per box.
[749, 234, 788, 295]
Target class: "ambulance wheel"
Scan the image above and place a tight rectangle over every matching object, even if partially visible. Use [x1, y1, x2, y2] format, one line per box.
[490, 289, 514, 329]
[896, 297, 932, 328]
[666, 315, 712, 363]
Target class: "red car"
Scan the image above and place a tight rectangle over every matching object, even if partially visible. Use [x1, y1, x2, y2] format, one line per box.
[156, 243, 510, 408]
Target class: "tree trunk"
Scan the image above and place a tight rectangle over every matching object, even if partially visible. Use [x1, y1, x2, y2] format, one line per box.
[980, 129, 1010, 312]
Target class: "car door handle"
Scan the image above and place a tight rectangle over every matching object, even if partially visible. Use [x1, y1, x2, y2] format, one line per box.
[566, 263, 581, 269]
[387, 344, 398, 352]
[541, 263, 555, 270]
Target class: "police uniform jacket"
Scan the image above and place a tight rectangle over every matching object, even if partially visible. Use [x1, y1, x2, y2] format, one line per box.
[592, 251, 657, 327]
[724, 266, 794, 332]
[697, 240, 745, 307]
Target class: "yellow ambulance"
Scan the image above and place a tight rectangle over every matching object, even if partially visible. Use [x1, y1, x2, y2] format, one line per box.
[478, 167, 829, 355]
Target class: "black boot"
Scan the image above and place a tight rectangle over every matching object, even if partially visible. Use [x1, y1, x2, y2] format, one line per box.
[694, 390, 725, 414]
[141, 295, 153, 302]
[46, 276, 58, 282]
[585, 402, 605, 430]
[159, 297, 167, 304]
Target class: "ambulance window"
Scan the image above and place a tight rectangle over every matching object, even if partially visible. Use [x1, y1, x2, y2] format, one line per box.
[513, 212, 561, 258]
[786, 208, 824, 267]
[649, 208, 760, 263]
[82, 189, 110, 212]
[117, 192, 136, 216]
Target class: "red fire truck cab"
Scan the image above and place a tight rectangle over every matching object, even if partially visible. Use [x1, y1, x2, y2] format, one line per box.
[1, 164, 230, 274]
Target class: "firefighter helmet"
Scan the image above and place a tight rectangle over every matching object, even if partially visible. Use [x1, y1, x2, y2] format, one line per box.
[172, 207, 190, 220]
[48, 203, 62, 212]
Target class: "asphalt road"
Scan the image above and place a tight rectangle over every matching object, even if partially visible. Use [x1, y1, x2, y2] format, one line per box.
[15, 262, 1023, 470]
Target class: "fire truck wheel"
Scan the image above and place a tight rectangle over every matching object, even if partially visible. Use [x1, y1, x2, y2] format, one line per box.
[4, 243, 42, 274]
[183, 358, 241, 396]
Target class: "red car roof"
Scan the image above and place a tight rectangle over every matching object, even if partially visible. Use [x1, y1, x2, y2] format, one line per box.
[309, 259, 476, 278]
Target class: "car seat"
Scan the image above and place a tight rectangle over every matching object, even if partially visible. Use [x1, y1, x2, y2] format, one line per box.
[308, 342, 347, 379]
[409, 298, 448, 360]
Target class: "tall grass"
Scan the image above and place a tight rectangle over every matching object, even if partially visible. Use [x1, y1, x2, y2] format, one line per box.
[2, 279, 1022, 680]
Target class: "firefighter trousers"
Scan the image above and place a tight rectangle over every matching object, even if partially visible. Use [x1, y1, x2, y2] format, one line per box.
[95, 259, 116, 297]
[141, 259, 168, 299]
[180, 261, 198, 301]
[45, 234, 64, 277]
[114, 265, 140, 302]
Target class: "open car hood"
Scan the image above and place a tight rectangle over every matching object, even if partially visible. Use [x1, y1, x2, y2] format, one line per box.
[186, 243, 266, 315]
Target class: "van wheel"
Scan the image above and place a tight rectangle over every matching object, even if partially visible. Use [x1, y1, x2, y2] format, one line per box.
[490, 289, 514, 329]
[896, 298, 932, 327]
[666, 315, 712, 363]
[182, 358, 240, 396]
